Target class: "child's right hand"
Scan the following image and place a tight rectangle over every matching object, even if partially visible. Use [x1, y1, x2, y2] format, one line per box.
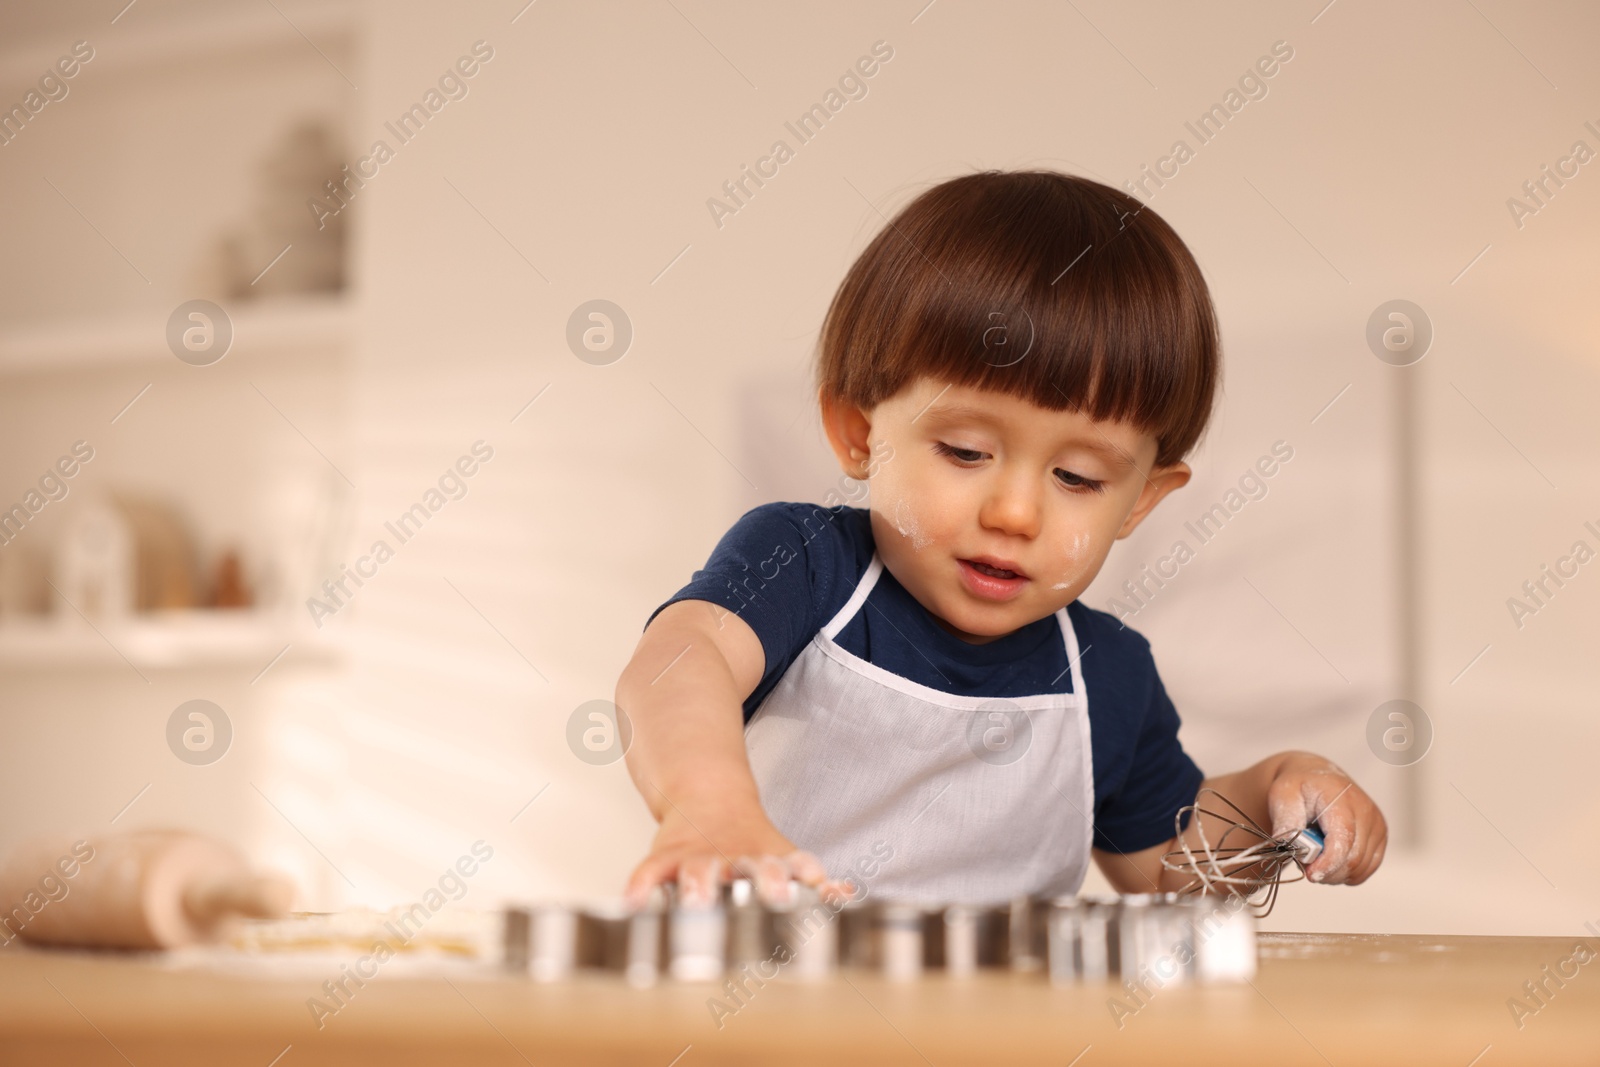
[623, 809, 849, 910]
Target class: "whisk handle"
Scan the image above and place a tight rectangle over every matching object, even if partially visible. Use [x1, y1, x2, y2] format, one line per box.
[1287, 825, 1324, 865]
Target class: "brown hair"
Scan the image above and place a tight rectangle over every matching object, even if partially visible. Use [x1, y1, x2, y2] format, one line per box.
[816, 170, 1220, 468]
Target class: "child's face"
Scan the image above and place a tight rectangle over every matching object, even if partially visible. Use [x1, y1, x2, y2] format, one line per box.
[823, 376, 1191, 643]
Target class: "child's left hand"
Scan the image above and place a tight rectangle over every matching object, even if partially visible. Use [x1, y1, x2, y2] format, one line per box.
[1266, 752, 1387, 885]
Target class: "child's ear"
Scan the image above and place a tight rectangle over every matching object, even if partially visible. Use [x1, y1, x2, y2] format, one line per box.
[1116, 461, 1191, 539]
[819, 387, 875, 479]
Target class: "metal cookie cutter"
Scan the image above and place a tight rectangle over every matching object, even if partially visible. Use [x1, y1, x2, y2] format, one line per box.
[1116, 893, 1196, 988]
[1073, 895, 1122, 983]
[1045, 896, 1086, 985]
[769, 882, 841, 981]
[503, 903, 578, 982]
[666, 881, 727, 983]
[1187, 891, 1258, 982]
[936, 904, 1009, 976]
[839, 899, 939, 980]
[1005, 894, 1050, 972]
[725, 878, 785, 973]
[576, 892, 666, 988]
[1040, 894, 1157, 984]
[503, 905, 532, 973]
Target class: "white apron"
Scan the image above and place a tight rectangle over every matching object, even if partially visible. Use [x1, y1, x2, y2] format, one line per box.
[744, 551, 1095, 905]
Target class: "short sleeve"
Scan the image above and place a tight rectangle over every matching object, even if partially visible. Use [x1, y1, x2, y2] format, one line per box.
[644, 502, 867, 721]
[1091, 650, 1206, 854]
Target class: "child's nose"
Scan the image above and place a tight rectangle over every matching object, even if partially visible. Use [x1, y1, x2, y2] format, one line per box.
[978, 475, 1042, 538]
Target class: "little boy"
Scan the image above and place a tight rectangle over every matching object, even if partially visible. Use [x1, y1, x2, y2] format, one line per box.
[617, 169, 1385, 909]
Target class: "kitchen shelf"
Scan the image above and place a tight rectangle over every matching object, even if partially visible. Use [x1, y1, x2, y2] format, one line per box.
[0, 294, 353, 376]
[0, 1, 356, 84]
[0, 610, 341, 672]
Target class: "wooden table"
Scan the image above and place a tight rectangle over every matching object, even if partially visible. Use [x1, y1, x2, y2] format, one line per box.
[0, 933, 1594, 1065]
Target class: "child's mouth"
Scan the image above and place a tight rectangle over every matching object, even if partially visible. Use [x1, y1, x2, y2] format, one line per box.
[958, 559, 1028, 600]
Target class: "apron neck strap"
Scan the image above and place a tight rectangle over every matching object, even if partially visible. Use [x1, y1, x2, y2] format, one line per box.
[821, 552, 885, 640]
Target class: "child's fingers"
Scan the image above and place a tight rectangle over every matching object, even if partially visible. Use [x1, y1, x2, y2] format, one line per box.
[677, 854, 728, 907]
[784, 849, 826, 887]
[1305, 799, 1357, 883]
[733, 851, 838, 906]
[623, 855, 678, 909]
[1267, 775, 1312, 840]
[1359, 827, 1388, 883]
[736, 853, 795, 906]
[1343, 805, 1388, 885]
[629, 848, 861, 911]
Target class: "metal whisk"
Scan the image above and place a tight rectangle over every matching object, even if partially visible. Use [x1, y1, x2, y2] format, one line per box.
[1159, 788, 1324, 917]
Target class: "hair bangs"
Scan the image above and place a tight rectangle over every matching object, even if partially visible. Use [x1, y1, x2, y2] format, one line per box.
[818, 170, 1219, 468]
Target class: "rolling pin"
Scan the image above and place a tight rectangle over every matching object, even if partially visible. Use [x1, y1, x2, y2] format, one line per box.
[0, 829, 294, 950]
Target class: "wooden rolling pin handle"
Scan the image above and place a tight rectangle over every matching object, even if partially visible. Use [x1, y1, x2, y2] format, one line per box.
[181, 874, 294, 928]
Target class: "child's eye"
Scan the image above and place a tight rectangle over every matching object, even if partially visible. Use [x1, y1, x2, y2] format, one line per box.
[935, 441, 1106, 494]
[1055, 468, 1106, 494]
[933, 441, 986, 464]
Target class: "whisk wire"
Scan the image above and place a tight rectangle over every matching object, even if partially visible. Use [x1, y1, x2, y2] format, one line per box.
[1160, 788, 1314, 917]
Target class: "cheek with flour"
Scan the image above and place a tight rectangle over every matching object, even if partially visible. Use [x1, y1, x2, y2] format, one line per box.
[889, 495, 933, 551]
[1050, 531, 1094, 590]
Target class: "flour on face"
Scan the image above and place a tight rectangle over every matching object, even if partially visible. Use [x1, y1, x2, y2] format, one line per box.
[891, 496, 932, 550]
[1051, 530, 1093, 589]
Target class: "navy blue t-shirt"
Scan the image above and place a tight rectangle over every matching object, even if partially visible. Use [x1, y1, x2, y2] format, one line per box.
[645, 501, 1204, 854]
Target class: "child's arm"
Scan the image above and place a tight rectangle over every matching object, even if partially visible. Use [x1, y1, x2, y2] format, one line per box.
[616, 599, 832, 908]
[1093, 751, 1388, 895]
